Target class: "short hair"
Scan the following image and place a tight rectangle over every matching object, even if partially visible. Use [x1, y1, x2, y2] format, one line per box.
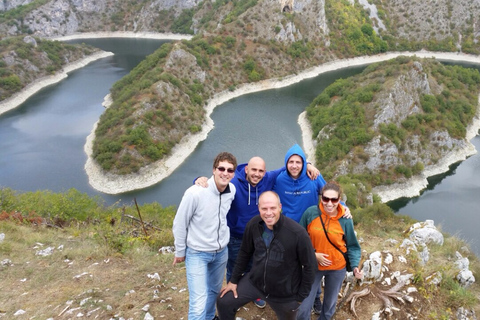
[213, 152, 237, 170]
[321, 181, 342, 196]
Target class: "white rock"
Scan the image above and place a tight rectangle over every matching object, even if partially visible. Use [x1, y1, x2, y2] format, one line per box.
[426, 272, 442, 285]
[73, 272, 90, 279]
[125, 289, 135, 295]
[400, 239, 417, 255]
[158, 246, 175, 254]
[1, 259, 13, 266]
[144, 312, 154, 320]
[410, 225, 444, 246]
[79, 297, 91, 306]
[384, 253, 393, 264]
[14, 309, 26, 316]
[457, 269, 475, 288]
[147, 273, 161, 280]
[455, 251, 470, 270]
[35, 246, 54, 256]
[371, 311, 381, 320]
[362, 251, 383, 281]
[0, 233, 5, 242]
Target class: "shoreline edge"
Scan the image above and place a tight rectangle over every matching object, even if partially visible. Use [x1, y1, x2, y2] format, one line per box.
[3, 31, 480, 202]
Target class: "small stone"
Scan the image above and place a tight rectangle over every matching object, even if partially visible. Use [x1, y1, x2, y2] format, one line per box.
[14, 309, 26, 316]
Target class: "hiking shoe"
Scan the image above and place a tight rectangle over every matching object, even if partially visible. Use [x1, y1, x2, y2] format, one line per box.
[254, 298, 266, 308]
[312, 297, 321, 315]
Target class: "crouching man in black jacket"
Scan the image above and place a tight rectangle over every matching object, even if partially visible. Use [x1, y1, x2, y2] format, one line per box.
[216, 191, 317, 320]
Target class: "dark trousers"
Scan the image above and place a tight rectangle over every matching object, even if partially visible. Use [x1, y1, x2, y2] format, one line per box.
[216, 275, 301, 320]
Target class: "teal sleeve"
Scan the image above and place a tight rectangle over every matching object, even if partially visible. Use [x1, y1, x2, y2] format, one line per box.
[299, 206, 317, 229]
[340, 218, 361, 268]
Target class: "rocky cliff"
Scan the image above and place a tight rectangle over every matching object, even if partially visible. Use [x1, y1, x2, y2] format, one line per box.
[2, 0, 480, 198]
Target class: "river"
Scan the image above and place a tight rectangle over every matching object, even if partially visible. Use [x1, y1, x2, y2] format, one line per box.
[0, 38, 478, 256]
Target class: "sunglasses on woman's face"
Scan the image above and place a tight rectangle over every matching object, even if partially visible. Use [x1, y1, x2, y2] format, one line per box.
[321, 195, 339, 203]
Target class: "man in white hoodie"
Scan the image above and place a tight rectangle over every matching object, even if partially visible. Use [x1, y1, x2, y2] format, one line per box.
[173, 152, 237, 320]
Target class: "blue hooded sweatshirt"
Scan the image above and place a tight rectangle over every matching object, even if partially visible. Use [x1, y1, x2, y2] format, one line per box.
[227, 163, 284, 238]
[274, 144, 327, 223]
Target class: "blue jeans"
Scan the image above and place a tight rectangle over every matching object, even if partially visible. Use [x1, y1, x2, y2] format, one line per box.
[297, 268, 346, 320]
[226, 236, 251, 282]
[185, 247, 228, 320]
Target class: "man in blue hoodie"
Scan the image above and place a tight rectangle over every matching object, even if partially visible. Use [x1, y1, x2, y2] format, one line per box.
[274, 144, 329, 223]
[194, 155, 320, 309]
[274, 144, 351, 316]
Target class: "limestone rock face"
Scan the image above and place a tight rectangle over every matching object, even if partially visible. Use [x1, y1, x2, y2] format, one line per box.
[373, 61, 433, 129]
[19, 0, 80, 37]
[165, 47, 206, 83]
[0, 0, 34, 11]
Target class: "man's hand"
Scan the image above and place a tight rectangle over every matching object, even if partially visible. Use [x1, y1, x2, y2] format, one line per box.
[343, 207, 352, 219]
[172, 256, 185, 266]
[194, 176, 208, 188]
[219, 282, 238, 298]
[306, 163, 320, 180]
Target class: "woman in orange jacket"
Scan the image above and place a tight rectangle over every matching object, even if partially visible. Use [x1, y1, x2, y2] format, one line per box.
[296, 181, 363, 320]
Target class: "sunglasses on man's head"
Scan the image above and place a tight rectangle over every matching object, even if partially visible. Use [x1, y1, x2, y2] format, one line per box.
[321, 195, 339, 203]
[217, 166, 235, 173]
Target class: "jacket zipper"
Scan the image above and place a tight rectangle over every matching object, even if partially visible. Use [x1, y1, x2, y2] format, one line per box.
[216, 194, 222, 250]
[262, 231, 275, 297]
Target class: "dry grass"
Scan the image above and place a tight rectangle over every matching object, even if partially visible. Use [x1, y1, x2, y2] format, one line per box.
[1, 216, 479, 320]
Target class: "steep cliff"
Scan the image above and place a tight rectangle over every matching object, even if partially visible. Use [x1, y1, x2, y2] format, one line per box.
[2, 0, 480, 195]
[0, 35, 99, 102]
[305, 56, 480, 204]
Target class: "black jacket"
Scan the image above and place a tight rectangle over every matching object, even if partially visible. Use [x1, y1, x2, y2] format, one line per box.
[230, 214, 317, 302]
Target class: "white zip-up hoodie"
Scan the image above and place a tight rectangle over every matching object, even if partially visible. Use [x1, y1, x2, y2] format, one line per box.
[173, 176, 236, 257]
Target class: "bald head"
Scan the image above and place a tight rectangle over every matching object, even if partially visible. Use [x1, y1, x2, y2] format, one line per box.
[258, 191, 282, 230]
[245, 157, 266, 187]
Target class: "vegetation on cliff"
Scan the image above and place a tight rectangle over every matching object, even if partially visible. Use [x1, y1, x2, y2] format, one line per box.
[3, 0, 480, 178]
[306, 56, 480, 200]
[0, 36, 99, 101]
[91, 0, 390, 173]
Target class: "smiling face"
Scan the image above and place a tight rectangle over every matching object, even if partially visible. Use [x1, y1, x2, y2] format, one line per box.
[213, 160, 235, 192]
[245, 157, 266, 187]
[258, 191, 282, 230]
[321, 189, 340, 216]
[287, 154, 303, 179]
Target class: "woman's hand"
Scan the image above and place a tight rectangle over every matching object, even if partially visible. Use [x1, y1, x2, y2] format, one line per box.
[315, 252, 332, 267]
[353, 267, 364, 279]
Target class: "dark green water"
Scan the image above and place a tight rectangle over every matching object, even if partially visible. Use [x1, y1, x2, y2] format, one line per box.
[0, 38, 478, 256]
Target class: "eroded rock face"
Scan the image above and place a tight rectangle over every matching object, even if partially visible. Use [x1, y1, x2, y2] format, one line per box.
[20, 0, 80, 37]
[373, 61, 434, 129]
[165, 47, 206, 83]
[0, 0, 34, 11]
